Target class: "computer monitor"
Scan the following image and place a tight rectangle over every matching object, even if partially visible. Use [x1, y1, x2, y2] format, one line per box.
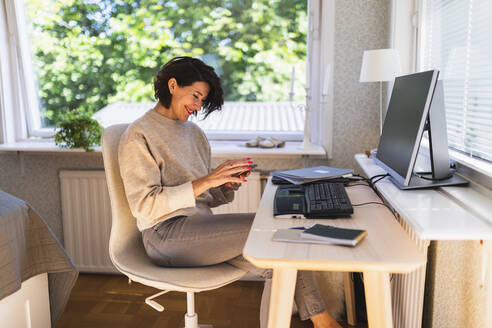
[374, 70, 468, 189]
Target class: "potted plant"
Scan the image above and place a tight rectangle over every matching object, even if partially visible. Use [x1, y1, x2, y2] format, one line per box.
[54, 108, 103, 152]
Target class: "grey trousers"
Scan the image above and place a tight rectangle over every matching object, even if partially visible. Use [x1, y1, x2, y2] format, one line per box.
[142, 213, 326, 325]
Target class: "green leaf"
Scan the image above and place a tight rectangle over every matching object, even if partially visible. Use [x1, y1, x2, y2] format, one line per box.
[54, 107, 103, 152]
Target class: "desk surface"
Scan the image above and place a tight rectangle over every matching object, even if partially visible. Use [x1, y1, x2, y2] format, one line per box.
[243, 178, 426, 273]
[355, 154, 492, 240]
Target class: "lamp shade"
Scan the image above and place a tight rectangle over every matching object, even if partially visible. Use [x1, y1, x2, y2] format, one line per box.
[359, 49, 402, 82]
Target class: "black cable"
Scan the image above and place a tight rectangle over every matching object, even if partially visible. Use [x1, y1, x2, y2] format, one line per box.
[345, 174, 397, 217]
[343, 174, 388, 193]
[353, 201, 385, 206]
[371, 174, 389, 185]
[369, 173, 387, 181]
[369, 174, 388, 184]
[415, 171, 454, 181]
[352, 173, 371, 183]
[352, 201, 396, 216]
[342, 179, 369, 188]
[341, 174, 373, 187]
[347, 175, 367, 181]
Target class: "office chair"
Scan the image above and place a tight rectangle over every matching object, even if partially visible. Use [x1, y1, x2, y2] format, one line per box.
[101, 124, 247, 328]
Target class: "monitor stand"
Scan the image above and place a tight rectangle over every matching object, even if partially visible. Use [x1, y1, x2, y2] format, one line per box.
[392, 173, 468, 190]
[401, 81, 468, 190]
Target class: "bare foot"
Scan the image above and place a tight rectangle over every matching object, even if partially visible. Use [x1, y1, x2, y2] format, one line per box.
[310, 310, 343, 328]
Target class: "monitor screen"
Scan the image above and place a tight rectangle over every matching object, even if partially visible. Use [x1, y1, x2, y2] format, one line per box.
[375, 70, 439, 186]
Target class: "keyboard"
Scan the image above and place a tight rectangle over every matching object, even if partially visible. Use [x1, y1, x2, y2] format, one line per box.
[305, 182, 353, 218]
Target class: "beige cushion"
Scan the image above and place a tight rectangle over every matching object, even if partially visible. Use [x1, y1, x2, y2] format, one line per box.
[101, 124, 246, 292]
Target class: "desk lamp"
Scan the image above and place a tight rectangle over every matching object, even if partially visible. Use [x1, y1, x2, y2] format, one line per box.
[359, 49, 401, 134]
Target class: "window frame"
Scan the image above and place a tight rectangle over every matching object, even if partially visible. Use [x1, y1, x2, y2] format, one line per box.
[3, 0, 328, 144]
[6, 0, 44, 137]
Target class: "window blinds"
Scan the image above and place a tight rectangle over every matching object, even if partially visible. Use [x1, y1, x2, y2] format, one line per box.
[420, 0, 492, 162]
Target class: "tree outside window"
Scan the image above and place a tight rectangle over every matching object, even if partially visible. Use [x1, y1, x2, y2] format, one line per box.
[25, 0, 307, 128]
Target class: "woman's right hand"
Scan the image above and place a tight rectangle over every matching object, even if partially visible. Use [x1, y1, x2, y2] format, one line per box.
[192, 158, 253, 198]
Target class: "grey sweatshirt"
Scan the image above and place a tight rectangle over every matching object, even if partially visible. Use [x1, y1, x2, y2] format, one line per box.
[118, 108, 234, 231]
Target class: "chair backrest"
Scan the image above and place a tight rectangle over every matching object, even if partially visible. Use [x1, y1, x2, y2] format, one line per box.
[101, 124, 140, 270]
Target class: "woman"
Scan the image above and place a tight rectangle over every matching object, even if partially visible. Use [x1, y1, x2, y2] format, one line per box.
[118, 56, 341, 328]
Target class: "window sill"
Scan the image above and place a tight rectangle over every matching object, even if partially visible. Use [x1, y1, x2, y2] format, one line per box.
[419, 138, 492, 189]
[0, 141, 94, 153]
[0, 140, 326, 158]
[209, 140, 325, 158]
[355, 153, 492, 240]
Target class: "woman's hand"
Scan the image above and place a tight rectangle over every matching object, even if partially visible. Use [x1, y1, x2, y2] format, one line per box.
[192, 158, 253, 198]
[222, 170, 252, 191]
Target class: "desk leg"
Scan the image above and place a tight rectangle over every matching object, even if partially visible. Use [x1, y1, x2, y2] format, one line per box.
[343, 272, 357, 326]
[267, 268, 297, 328]
[363, 271, 393, 328]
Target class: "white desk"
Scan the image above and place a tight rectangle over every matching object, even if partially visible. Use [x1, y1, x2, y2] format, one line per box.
[243, 178, 426, 328]
[355, 153, 492, 327]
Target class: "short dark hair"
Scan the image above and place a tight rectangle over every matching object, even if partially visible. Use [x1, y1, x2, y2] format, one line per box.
[154, 56, 224, 118]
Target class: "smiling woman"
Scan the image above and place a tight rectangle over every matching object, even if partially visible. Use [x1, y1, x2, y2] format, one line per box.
[117, 56, 341, 328]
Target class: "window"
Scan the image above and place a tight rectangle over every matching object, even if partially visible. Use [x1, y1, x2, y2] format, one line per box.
[418, 0, 492, 162]
[19, 0, 308, 140]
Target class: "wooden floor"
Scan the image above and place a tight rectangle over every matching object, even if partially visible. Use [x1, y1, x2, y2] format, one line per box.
[57, 274, 367, 328]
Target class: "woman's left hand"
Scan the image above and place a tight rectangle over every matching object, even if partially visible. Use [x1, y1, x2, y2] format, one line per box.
[192, 158, 253, 198]
[222, 171, 251, 190]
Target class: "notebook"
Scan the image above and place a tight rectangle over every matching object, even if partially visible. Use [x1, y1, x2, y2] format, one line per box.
[271, 166, 353, 185]
[272, 225, 367, 246]
[300, 224, 367, 246]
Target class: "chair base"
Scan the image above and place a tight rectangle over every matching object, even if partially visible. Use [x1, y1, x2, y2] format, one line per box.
[145, 290, 214, 328]
[184, 312, 214, 328]
[145, 290, 169, 312]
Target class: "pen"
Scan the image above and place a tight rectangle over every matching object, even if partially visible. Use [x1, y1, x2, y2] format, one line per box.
[289, 225, 313, 230]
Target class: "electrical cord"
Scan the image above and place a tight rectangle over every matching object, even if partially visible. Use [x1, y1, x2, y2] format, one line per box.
[352, 201, 396, 217]
[369, 173, 387, 181]
[347, 175, 367, 181]
[415, 171, 454, 181]
[341, 174, 372, 187]
[344, 174, 390, 201]
[329, 173, 396, 217]
[370, 174, 389, 185]
[351, 173, 371, 183]
[347, 175, 397, 283]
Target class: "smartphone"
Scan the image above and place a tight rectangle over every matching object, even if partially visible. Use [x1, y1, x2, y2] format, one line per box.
[232, 164, 257, 177]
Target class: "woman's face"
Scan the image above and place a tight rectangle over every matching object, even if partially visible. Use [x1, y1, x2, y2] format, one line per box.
[168, 78, 210, 122]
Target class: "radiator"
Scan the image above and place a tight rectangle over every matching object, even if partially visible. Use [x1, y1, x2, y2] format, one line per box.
[391, 213, 430, 328]
[60, 170, 115, 273]
[59, 170, 262, 273]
